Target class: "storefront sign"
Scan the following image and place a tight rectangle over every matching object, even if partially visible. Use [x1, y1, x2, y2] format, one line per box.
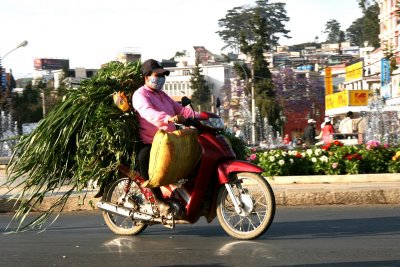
[326, 90, 369, 109]
[325, 67, 333, 95]
[345, 61, 363, 82]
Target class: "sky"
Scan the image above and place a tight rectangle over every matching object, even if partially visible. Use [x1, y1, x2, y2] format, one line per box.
[0, 0, 363, 79]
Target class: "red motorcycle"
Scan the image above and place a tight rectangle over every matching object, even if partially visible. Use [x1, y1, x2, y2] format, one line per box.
[97, 107, 276, 240]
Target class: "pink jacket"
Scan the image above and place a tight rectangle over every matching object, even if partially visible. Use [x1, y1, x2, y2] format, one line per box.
[132, 85, 196, 144]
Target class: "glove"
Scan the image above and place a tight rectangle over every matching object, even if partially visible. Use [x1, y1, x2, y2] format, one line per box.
[169, 115, 185, 124]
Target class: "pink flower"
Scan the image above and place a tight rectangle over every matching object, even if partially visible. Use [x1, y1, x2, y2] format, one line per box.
[332, 162, 338, 169]
[366, 140, 380, 150]
[249, 154, 257, 161]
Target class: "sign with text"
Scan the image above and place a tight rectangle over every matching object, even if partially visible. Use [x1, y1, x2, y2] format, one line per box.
[325, 67, 333, 95]
[348, 90, 369, 106]
[34, 58, 70, 70]
[381, 58, 390, 85]
[326, 90, 369, 110]
[345, 61, 363, 82]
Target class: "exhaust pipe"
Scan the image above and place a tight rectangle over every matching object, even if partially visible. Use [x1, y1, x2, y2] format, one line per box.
[97, 201, 153, 221]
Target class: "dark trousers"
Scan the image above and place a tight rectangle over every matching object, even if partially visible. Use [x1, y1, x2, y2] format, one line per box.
[138, 144, 151, 180]
[138, 144, 164, 200]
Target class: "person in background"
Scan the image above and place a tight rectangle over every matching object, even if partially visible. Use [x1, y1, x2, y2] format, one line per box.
[321, 117, 335, 144]
[316, 116, 330, 140]
[339, 111, 354, 137]
[132, 59, 197, 216]
[233, 124, 244, 139]
[303, 119, 316, 146]
[355, 111, 368, 144]
[283, 134, 290, 145]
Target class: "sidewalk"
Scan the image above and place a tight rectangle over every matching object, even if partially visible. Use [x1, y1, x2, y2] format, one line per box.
[1, 169, 400, 212]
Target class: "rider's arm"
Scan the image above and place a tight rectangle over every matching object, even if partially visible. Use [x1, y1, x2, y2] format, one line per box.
[132, 88, 174, 128]
[163, 91, 198, 120]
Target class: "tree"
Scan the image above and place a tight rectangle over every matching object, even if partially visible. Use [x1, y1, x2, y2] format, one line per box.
[274, 68, 325, 114]
[346, 18, 364, 46]
[346, 1, 379, 48]
[239, 7, 281, 135]
[324, 19, 342, 43]
[189, 58, 211, 111]
[11, 81, 42, 134]
[273, 68, 325, 135]
[217, 0, 290, 52]
[360, 1, 380, 48]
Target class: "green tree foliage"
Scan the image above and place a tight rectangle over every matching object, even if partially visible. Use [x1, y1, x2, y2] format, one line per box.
[239, 8, 280, 133]
[346, 18, 364, 46]
[189, 58, 211, 111]
[347, 1, 379, 48]
[324, 19, 342, 43]
[11, 82, 42, 134]
[217, 0, 290, 52]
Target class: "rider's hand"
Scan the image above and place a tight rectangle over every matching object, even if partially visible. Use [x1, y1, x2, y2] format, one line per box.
[169, 115, 185, 124]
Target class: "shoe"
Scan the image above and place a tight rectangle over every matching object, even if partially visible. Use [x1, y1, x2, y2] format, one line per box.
[94, 189, 104, 198]
[158, 201, 172, 217]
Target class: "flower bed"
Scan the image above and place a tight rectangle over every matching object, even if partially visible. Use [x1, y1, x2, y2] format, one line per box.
[248, 140, 400, 176]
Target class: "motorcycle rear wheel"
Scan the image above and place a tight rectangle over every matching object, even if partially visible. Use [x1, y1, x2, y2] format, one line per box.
[102, 177, 148, 235]
[216, 172, 275, 240]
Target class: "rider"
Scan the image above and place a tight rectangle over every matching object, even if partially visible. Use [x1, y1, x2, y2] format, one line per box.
[132, 59, 197, 216]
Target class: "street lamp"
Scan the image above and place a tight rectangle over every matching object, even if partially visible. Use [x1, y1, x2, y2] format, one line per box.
[1, 40, 29, 90]
[2, 40, 28, 60]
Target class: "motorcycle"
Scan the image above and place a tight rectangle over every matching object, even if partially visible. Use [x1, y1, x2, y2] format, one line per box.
[97, 100, 276, 240]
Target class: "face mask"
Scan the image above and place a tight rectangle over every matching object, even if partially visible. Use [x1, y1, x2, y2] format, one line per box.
[147, 76, 166, 90]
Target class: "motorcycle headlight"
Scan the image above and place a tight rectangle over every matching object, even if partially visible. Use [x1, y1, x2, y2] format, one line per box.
[200, 117, 225, 130]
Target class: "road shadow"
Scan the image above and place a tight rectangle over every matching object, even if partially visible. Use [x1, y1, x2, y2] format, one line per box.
[271, 260, 400, 267]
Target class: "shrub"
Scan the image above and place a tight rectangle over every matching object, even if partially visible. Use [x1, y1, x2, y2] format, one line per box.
[248, 141, 398, 176]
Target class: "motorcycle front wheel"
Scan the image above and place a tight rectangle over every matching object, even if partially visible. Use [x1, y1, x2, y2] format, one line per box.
[216, 172, 276, 240]
[102, 177, 148, 235]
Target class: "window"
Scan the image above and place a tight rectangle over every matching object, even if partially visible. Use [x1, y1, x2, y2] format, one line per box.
[183, 70, 190, 76]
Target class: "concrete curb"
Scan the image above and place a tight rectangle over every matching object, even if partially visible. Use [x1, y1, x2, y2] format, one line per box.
[267, 173, 400, 184]
[271, 182, 400, 206]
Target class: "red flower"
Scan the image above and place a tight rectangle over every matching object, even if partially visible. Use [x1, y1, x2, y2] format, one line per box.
[322, 143, 332, 150]
[333, 140, 343, 147]
[295, 153, 302, 158]
[344, 153, 362, 161]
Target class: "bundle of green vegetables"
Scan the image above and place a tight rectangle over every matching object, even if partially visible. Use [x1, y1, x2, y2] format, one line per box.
[5, 61, 143, 231]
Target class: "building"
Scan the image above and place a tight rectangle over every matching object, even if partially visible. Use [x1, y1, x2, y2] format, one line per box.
[162, 47, 233, 114]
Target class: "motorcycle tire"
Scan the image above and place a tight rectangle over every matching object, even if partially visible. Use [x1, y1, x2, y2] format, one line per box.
[216, 172, 275, 240]
[102, 177, 148, 235]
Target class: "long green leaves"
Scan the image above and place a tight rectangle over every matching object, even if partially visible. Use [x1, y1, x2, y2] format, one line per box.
[4, 61, 143, 231]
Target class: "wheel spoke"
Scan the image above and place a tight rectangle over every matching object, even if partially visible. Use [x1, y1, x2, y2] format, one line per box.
[103, 177, 148, 235]
[217, 173, 275, 239]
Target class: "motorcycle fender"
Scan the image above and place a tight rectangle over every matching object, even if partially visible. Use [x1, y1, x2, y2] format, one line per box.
[217, 160, 264, 184]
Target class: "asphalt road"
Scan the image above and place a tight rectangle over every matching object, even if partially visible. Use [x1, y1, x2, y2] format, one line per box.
[1, 205, 400, 267]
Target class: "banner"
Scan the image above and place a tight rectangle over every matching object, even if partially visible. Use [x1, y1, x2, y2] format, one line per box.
[326, 90, 369, 110]
[345, 61, 363, 82]
[381, 84, 391, 99]
[325, 67, 333, 95]
[381, 58, 390, 85]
